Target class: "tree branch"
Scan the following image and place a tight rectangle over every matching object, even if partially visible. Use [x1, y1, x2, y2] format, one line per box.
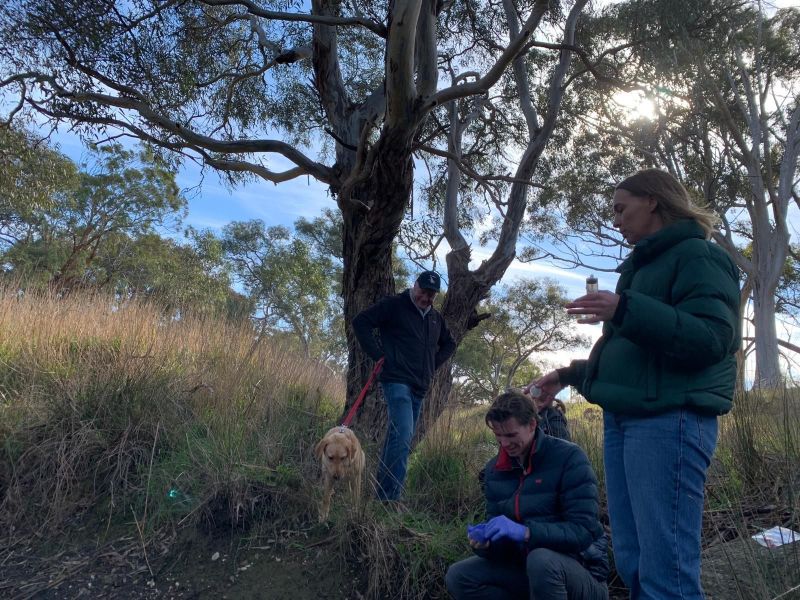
[429, 0, 550, 110]
[386, 0, 424, 128]
[743, 336, 800, 355]
[200, 0, 387, 37]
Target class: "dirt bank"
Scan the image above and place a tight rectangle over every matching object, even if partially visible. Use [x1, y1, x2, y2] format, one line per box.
[1, 522, 365, 600]
[3, 520, 799, 599]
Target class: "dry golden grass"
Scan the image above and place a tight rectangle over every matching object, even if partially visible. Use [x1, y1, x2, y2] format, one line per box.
[0, 285, 345, 534]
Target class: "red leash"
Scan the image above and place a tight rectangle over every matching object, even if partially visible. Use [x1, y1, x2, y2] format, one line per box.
[341, 358, 384, 427]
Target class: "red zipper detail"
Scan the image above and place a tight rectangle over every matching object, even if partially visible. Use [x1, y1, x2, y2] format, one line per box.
[514, 432, 538, 522]
[514, 473, 525, 521]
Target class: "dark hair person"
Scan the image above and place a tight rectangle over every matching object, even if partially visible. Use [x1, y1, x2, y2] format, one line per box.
[529, 168, 741, 599]
[447, 391, 609, 600]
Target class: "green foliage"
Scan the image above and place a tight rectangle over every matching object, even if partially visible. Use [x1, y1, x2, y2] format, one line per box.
[1, 142, 187, 286]
[220, 219, 338, 358]
[453, 278, 589, 403]
[0, 125, 79, 230]
[0, 138, 244, 319]
[100, 231, 248, 320]
[533, 0, 800, 258]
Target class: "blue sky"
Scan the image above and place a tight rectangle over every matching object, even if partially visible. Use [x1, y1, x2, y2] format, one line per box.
[46, 125, 609, 370]
[50, 126, 614, 296]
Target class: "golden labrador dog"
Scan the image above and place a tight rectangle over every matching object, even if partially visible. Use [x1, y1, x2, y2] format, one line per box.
[314, 426, 365, 522]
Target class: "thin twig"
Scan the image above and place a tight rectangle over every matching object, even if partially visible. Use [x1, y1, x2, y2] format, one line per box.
[130, 506, 154, 579]
[771, 583, 800, 600]
[143, 421, 161, 524]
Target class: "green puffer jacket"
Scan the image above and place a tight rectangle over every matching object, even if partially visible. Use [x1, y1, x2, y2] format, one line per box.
[559, 220, 740, 416]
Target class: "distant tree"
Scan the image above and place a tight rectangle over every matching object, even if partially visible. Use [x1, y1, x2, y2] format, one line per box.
[452, 278, 589, 403]
[95, 230, 250, 320]
[1, 143, 187, 290]
[0, 125, 78, 247]
[220, 220, 337, 358]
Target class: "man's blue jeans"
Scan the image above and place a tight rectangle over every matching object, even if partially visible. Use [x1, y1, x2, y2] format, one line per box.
[604, 408, 717, 600]
[376, 382, 423, 501]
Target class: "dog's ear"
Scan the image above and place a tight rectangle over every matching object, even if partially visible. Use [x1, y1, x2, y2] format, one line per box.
[346, 440, 356, 460]
[314, 439, 327, 460]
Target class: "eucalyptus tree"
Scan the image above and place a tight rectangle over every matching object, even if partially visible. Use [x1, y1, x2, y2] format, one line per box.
[220, 220, 336, 358]
[0, 0, 594, 437]
[0, 125, 78, 247]
[295, 207, 409, 367]
[94, 230, 249, 319]
[452, 278, 588, 403]
[532, 0, 800, 387]
[1, 143, 186, 290]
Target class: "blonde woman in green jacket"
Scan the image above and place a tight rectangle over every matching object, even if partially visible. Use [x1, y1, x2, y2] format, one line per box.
[530, 169, 740, 600]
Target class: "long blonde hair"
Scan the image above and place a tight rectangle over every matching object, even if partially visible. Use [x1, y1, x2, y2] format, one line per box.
[616, 169, 718, 239]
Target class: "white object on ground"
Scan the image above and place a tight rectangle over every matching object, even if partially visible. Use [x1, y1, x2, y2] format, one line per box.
[751, 526, 800, 548]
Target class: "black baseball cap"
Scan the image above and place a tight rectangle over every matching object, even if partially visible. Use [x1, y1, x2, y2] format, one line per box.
[416, 270, 441, 292]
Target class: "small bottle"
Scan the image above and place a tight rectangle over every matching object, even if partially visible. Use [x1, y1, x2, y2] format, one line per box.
[528, 385, 542, 399]
[585, 275, 599, 321]
[585, 275, 598, 294]
[167, 487, 193, 506]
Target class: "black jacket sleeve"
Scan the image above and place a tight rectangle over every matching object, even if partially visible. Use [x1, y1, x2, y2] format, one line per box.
[434, 317, 456, 369]
[351, 297, 391, 362]
[539, 409, 571, 442]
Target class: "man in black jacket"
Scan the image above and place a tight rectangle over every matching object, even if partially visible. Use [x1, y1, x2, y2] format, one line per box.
[352, 270, 456, 504]
[446, 391, 608, 599]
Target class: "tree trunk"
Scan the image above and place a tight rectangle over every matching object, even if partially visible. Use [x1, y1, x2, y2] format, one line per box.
[416, 246, 503, 440]
[752, 278, 783, 388]
[340, 131, 414, 442]
[734, 278, 752, 395]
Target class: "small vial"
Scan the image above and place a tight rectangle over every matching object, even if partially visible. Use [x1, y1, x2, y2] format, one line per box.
[528, 385, 542, 399]
[585, 275, 599, 321]
[585, 275, 598, 294]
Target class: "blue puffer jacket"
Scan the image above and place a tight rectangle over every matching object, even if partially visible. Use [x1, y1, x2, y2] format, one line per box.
[476, 430, 610, 582]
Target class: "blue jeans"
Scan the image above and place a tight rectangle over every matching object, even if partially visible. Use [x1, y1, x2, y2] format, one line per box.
[376, 382, 423, 501]
[446, 550, 608, 600]
[604, 409, 717, 600]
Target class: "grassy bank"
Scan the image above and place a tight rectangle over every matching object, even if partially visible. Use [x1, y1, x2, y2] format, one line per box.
[1, 287, 799, 599]
[0, 286, 343, 537]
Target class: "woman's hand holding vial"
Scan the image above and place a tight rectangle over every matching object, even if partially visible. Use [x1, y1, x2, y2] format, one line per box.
[565, 275, 621, 324]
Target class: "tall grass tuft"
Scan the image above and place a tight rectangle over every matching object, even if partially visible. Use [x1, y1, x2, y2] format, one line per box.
[405, 404, 493, 518]
[0, 285, 344, 537]
[701, 387, 800, 599]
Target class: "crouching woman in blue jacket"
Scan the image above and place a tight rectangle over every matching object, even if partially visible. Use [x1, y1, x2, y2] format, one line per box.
[446, 390, 609, 599]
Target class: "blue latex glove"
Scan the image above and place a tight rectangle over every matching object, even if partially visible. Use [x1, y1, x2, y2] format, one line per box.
[467, 523, 488, 544]
[484, 515, 528, 543]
